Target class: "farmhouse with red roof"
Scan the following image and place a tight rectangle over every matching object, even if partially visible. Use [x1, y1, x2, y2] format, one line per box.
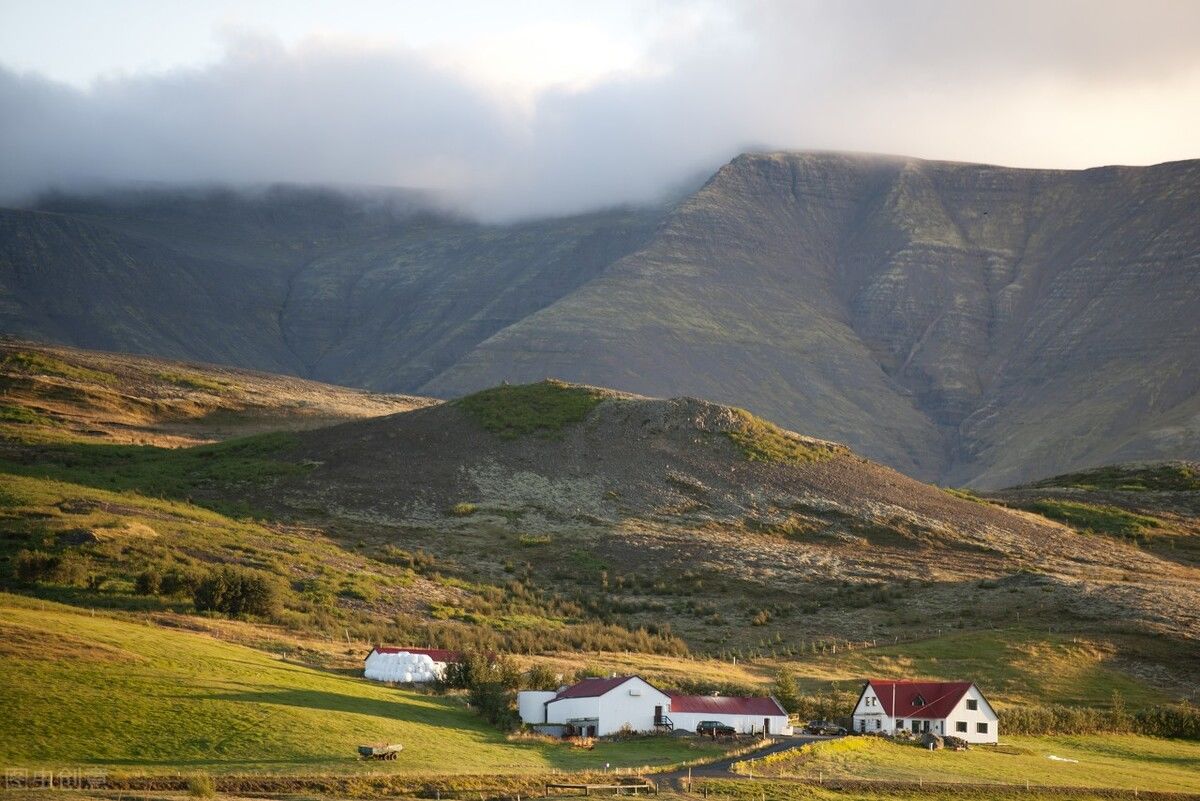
[852, 679, 998, 743]
[517, 676, 791, 737]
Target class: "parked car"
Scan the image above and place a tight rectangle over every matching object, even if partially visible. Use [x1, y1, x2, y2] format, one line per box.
[804, 720, 847, 736]
[696, 720, 737, 736]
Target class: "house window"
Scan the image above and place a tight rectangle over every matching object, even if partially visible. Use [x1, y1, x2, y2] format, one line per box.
[896, 719, 904, 729]
[875, 720, 881, 730]
[967, 699, 978, 711]
[911, 720, 920, 733]
[977, 722, 988, 734]
[956, 721, 967, 733]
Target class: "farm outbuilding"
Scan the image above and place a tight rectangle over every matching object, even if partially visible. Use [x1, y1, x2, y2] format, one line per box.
[852, 679, 998, 744]
[363, 647, 460, 683]
[667, 693, 790, 735]
[517, 675, 791, 737]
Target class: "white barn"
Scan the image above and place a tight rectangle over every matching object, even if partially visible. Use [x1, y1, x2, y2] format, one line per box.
[852, 679, 998, 744]
[363, 647, 460, 683]
[667, 693, 790, 736]
[518, 676, 792, 737]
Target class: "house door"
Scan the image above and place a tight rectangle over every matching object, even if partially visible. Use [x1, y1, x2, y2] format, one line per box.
[655, 705, 663, 725]
[764, 718, 770, 735]
[586, 725, 597, 738]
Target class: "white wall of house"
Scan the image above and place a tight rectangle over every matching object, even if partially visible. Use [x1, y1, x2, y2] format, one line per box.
[852, 683, 891, 734]
[541, 678, 672, 736]
[668, 710, 789, 735]
[517, 690, 557, 724]
[943, 686, 999, 744]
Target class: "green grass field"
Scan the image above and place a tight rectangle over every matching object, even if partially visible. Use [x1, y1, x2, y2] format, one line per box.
[0, 594, 729, 774]
[737, 735, 1200, 792]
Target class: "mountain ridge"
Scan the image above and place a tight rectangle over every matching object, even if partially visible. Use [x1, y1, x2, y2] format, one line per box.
[2, 151, 1197, 486]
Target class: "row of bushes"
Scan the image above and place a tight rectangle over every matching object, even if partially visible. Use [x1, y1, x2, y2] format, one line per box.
[138, 564, 282, 617]
[1001, 701, 1200, 739]
[13, 549, 95, 587]
[13, 549, 283, 620]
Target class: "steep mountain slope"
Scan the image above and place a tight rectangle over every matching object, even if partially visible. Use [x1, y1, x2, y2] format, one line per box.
[2, 154, 1197, 486]
[0, 187, 662, 388]
[427, 154, 1200, 487]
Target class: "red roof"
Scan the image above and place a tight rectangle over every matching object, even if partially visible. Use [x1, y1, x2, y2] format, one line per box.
[550, 676, 643, 701]
[370, 646, 461, 663]
[865, 680, 974, 719]
[669, 694, 786, 716]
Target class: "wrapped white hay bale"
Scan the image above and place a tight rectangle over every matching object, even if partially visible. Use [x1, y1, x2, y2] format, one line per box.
[363, 647, 454, 683]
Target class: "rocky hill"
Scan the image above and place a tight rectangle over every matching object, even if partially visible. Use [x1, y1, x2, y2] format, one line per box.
[2, 154, 1197, 487]
[987, 462, 1200, 568]
[257, 382, 1200, 657]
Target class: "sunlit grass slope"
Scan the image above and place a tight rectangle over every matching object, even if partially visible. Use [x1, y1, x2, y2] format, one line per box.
[0, 595, 725, 774]
[737, 735, 1200, 792]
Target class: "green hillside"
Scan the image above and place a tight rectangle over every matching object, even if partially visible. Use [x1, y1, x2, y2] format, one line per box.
[732, 735, 1200, 792]
[0, 594, 726, 774]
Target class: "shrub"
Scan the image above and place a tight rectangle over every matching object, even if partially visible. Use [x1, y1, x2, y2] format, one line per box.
[450, 502, 478, 516]
[49, 552, 92, 587]
[193, 566, 282, 619]
[13, 549, 56, 582]
[524, 663, 561, 691]
[135, 568, 163, 595]
[161, 566, 204, 596]
[443, 652, 523, 730]
[187, 773, 215, 798]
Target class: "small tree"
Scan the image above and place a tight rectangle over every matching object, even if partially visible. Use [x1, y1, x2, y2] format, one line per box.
[772, 668, 800, 714]
[1110, 689, 1130, 733]
[50, 552, 92, 587]
[14, 549, 56, 582]
[524, 663, 560, 691]
[193, 566, 281, 619]
[136, 568, 163, 595]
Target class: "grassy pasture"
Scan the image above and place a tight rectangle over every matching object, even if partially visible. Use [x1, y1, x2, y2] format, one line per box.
[0, 594, 729, 774]
[734, 735, 1200, 792]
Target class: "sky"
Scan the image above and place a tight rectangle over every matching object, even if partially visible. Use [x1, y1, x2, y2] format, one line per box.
[1, 0, 1198, 219]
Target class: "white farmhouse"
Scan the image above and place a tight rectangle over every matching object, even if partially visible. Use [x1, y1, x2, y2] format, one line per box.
[852, 679, 998, 744]
[518, 675, 792, 737]
[363, 647, 460, 683]
[520, 676, 671, 737]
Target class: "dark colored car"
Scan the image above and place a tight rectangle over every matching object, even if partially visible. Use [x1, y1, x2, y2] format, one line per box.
[696, 720, 737, 736]
[804, 720, 847, 736]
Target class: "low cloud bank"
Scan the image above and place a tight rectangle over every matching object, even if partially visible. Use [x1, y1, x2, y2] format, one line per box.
[2, 1, 1199, 220]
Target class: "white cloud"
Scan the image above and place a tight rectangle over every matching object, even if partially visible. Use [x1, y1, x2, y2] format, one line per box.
[1, 0, 1198, 219]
